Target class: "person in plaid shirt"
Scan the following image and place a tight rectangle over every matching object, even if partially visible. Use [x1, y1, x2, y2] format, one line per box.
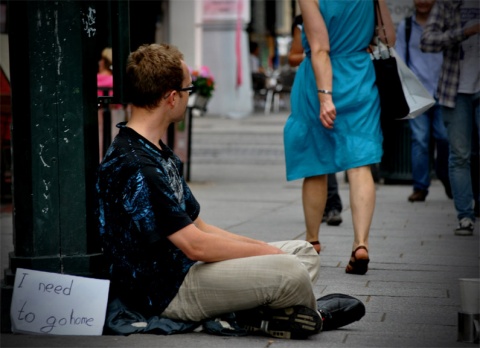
[421, 0, 480, 235]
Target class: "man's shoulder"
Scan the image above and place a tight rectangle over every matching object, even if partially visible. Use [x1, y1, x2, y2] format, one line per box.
[99, 143, 173, 188]
[99, 137, 145, 179]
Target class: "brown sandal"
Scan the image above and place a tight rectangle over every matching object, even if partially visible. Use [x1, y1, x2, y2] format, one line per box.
[309, 241, 321, 254]
[345, 246, 369, 275]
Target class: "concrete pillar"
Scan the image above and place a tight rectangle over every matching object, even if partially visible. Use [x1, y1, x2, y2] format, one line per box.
[202, 20, 253, 118]
[169, 0, 197, 67]
[169, 0, 253, 118]
[1, 0, 104, 332]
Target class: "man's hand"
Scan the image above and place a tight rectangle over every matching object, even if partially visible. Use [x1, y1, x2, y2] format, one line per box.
[464, 23, 480, 37]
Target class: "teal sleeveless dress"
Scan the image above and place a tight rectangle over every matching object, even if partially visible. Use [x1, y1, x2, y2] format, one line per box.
[284, 0, 383, 181]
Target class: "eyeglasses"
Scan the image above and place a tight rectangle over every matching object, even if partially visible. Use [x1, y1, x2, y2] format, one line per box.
[177, 85, 196, 96]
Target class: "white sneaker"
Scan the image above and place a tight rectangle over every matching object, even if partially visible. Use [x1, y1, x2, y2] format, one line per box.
[454, 217, 474, 236]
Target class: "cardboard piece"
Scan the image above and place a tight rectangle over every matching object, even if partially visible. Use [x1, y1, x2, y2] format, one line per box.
[10, 268, 110, 335]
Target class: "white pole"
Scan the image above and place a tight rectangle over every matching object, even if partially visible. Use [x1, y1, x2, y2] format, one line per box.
[194, 0, 203, 69]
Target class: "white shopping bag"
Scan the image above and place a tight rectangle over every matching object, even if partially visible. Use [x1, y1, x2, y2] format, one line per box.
[391, 48, 436, 119]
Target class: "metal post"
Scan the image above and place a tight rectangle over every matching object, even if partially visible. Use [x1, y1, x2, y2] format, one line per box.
[100, 87, 112, 157]
[186, 107, 193, 182]
[111, 0, 130, 105]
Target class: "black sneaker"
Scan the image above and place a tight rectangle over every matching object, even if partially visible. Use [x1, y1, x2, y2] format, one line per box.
[235, 305, 322, 339]
[454, 217, 474, 236]
[326, 209, 343, 226]
[316, 293, 365, 331]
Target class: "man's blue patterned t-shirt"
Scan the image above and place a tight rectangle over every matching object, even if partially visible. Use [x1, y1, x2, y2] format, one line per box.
[96, 122, 200, 316]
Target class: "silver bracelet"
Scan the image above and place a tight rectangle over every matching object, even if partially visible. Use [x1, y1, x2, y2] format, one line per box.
[317, 89, 332, 95]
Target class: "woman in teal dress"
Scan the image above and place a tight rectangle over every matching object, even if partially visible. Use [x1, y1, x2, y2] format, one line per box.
[284, 0, 395, 274]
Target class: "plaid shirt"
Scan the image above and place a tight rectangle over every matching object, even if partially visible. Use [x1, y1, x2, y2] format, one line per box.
[420, 0, 467, 108]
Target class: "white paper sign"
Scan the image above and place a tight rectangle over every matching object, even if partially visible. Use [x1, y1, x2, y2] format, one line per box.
[10, 268, 110, 335]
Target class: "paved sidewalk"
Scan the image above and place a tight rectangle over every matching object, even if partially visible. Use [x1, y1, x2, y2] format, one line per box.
[1, 111, 479, 347]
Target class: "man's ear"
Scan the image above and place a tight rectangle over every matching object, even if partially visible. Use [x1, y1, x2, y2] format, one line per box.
[165, 91, 177, 109]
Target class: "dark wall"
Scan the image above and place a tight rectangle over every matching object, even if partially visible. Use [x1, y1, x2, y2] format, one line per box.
[129, 1, 161, 51]
[94, 1, 162, 63]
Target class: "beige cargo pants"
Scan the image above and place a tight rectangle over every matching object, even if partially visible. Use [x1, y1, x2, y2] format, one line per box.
[162, 240, 320, 322]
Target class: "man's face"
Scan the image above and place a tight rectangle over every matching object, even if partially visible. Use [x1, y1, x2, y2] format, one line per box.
[414, 0, 435, 15]
[174, 61, 193, 119]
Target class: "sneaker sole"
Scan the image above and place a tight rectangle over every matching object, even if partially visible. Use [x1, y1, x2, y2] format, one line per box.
[240, 306, 322, 340]
[455, 229, 474, 236]
[266, 306, 322, 339]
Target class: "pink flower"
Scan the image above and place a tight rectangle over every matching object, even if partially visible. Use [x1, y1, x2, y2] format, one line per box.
[189, 66, 215, 97]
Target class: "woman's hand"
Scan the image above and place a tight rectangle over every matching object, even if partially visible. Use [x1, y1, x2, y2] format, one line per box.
[320, 98, 336, 129]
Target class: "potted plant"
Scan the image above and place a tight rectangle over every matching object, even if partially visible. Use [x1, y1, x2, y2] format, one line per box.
[189, 66, 215, 112]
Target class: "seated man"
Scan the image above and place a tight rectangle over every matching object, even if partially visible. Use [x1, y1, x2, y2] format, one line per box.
[96, 43, 363, 339]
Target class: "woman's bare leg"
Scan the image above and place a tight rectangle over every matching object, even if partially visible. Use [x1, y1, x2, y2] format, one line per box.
[346, 166, 375, 260]
[302, 175, 327, 252]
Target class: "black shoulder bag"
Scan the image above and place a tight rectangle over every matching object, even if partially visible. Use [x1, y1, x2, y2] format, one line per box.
[371, 0, 409, 121]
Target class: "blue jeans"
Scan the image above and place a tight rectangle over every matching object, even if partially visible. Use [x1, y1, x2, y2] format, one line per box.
[409, 103, 449, 192]
[442, 92, 480, 221]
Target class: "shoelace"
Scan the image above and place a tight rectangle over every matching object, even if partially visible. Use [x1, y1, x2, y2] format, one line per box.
[459, 218, 473, 228]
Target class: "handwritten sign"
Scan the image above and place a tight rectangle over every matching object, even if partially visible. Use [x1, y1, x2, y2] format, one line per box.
[10, 268, 110, 335]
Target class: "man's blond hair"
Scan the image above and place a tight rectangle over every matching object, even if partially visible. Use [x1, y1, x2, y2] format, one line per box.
[126, 44, 185, 109]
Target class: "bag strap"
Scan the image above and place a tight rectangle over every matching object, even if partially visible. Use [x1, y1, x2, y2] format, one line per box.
[374, 0, 390, 47]
[405, 16, 412, 66]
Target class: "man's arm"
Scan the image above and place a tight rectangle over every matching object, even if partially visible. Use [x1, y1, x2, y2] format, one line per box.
[420, 1, 477, 53]
[194, 216, 268, 245]
[167, 222, 284, 263]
